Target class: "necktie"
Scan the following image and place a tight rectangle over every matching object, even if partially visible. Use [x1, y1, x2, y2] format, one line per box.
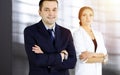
[47, 29, 55, 43]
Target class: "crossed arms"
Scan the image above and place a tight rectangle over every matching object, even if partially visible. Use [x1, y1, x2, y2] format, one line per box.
[79, 51, 108, 63]
[32, 45, 68, 61]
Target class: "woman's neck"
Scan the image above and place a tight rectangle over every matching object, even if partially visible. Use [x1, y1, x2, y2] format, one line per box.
[82, 25, 91, 31]
[81, 25, 95, 40]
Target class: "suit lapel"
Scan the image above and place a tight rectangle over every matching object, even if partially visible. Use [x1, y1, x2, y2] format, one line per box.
[37, 21, 56, 51]
[54, 25, 62, 52]
[81, 27, 95, 52]
[37, 20, 49, 37]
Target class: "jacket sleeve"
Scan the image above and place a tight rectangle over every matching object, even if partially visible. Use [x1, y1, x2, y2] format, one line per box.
[54, 31, 77, 70]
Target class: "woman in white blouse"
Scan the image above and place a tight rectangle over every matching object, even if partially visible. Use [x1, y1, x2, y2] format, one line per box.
[73, 6, 108, 75]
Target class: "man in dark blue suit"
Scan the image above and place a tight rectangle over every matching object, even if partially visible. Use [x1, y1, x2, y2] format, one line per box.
[24, 0, 76, 75]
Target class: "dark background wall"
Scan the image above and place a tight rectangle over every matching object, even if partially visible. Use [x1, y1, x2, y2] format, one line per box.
[0, 0, 12, 75]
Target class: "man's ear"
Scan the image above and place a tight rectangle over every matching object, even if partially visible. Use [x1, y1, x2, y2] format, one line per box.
[38, 10, 41, 16]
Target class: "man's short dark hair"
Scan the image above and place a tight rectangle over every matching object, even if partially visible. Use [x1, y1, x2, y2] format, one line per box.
[39, 0, 58, 10]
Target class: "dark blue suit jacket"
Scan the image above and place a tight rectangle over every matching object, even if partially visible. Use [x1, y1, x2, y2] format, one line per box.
[24, 20, 76, 75]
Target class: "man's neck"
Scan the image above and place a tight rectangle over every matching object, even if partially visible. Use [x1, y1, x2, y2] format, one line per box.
[42, 20, 55, 29]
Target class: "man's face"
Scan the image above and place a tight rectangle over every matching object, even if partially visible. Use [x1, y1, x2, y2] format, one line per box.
[39, 1, 58, 26]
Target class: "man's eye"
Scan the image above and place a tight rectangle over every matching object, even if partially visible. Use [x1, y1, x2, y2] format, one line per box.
[44, 9, 49, 11]
[45, 9, 49, 11]
[53, 9, 57, 11]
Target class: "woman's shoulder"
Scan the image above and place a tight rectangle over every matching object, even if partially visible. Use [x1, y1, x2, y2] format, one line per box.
[92, 30, 104, 39]
[93, 30, 102, 35]
[72, 27, 84, 37]
[74, 27, 83, 33]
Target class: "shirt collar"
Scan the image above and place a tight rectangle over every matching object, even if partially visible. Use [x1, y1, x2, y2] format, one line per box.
[44, 24, 55, 32]
[42, 20, 55, 32]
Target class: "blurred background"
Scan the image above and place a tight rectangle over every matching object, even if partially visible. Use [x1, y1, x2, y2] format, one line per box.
[11, 0, 120, 75]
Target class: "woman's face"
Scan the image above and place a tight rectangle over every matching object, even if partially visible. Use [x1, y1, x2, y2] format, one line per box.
[80, 9, 94, 26]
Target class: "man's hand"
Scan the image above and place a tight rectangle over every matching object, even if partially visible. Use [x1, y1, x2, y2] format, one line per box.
[61, 50, 68, 56]
[60, 50, 68, 61]
[32, 45, 44, 54]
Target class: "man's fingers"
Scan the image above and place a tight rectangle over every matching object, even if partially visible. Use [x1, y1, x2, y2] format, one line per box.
[32, 45, 44, 54]
[34, 45, 39, 47]
[32, 47, 38, 50]
[61, 50, 68, 55]
[34, 45, 41, 49]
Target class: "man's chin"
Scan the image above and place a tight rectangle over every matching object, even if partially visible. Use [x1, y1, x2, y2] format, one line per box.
[48, 21, 56, 24]
[49, 23, 55, 25]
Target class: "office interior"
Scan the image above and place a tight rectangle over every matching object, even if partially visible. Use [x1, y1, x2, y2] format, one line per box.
[12, 0, 120, 75]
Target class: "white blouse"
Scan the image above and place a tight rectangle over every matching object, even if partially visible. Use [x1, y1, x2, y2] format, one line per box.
[73, 27, 107, 75]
